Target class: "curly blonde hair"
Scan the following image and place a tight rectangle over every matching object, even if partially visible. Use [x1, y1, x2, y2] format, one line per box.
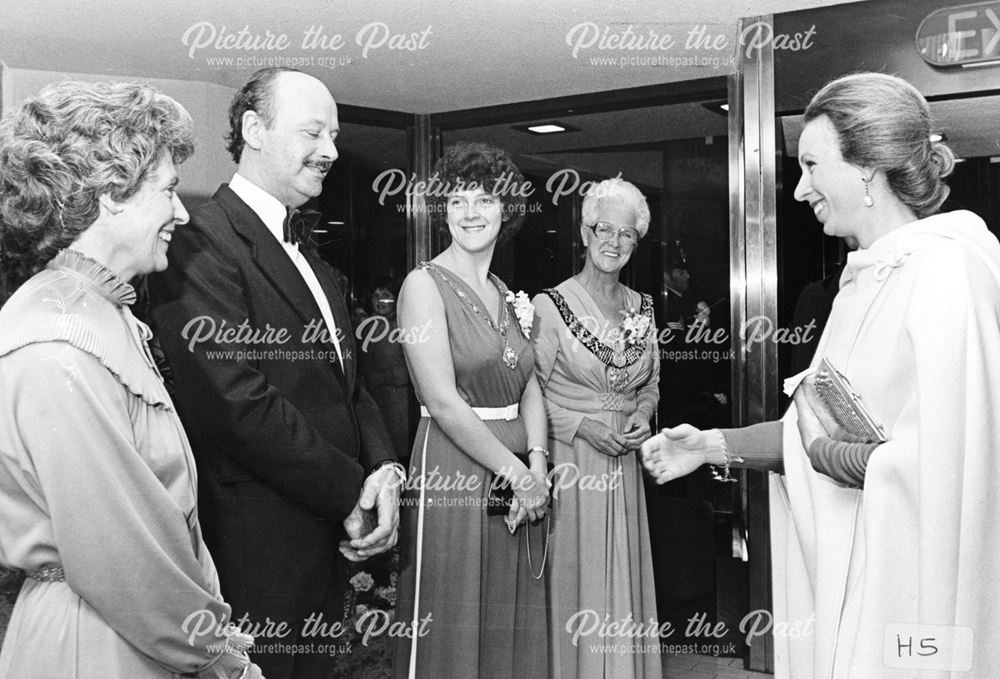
[0, 80, 194, 299]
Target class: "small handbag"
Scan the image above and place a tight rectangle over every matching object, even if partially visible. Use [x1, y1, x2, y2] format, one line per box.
[486, 452, 554, 580]
[486, 453, 554, 516]
[810, 357, 888, 444]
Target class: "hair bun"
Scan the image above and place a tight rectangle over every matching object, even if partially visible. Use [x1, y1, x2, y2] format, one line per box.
[804, 72, 956, 219]
[928, 142, 956, 180]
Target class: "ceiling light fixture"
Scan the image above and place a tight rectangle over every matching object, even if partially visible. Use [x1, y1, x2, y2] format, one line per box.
[529, 124, 566, 134]
[512, 122, 580, 135]
[700, 101, 729, 117]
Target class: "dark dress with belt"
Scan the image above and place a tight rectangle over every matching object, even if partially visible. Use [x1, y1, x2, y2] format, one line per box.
[394, 262, 548, 679]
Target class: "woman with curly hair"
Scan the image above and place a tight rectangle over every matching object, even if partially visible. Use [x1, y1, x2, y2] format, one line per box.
[0, 81, 261, 679]
[394, 143, 549, 678]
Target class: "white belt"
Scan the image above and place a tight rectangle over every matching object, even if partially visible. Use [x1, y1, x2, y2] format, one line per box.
[419, 404, 519, 421]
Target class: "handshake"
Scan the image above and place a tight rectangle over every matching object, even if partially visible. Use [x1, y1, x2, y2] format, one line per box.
[640, 372, 872, 485]
[639, 424, 729, 484]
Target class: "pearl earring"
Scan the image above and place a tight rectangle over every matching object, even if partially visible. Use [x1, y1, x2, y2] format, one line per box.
[862, 176, 874, 208]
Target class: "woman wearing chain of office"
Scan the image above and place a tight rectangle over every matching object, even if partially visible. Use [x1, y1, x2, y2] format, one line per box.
[532, 177, 661, 679]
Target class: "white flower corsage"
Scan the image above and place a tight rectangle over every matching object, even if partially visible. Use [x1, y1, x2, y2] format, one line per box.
[506, 290, 534, 338]
[619, 307, 651, 346]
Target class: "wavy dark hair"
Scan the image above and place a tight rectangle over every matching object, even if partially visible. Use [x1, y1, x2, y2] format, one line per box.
[804, 72, 955, 219]
[0, 80, 193, 302]
[426, 142, 527, 243]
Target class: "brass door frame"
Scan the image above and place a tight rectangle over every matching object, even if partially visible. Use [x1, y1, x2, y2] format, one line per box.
[729, 14, 779, 674]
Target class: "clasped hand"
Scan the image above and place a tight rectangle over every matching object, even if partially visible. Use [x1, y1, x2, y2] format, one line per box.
[339, 464, 403, 562]
[792, 375, 838, 450]
[577, 413, 651, 457]
[508, 457, 550, 530]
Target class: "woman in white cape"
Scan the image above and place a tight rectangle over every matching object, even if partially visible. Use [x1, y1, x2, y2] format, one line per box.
[641, 72, 1000, 678]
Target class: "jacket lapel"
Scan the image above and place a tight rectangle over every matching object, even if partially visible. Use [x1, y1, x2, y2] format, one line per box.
[214, 185, 347, 389]
[306, 248, 356, 396]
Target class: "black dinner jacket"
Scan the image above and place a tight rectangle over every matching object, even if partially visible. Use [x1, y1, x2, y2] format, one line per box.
[146, 184, 394, 615]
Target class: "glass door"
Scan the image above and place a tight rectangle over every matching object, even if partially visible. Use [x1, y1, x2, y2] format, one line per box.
[320, 114, 417, 468]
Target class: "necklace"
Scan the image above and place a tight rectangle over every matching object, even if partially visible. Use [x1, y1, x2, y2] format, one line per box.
[421, 262, 519, 369]
[543, 288, 654, 410]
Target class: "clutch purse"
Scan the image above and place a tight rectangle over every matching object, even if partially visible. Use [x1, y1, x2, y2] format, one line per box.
[810, 357, 887, 444]
[486, 453, 553, 516]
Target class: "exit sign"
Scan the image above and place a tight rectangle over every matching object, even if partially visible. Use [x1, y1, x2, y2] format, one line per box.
[917, 1, 1000, 67]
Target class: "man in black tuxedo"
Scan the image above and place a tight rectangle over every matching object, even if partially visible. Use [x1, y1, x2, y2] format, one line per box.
[147, 67, 402, 679]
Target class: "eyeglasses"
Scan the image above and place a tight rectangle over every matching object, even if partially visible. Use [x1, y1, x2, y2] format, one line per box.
[590, 222, 640, 247]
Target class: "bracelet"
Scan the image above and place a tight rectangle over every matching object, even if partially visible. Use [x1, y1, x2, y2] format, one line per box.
[370, 461, 407, 485]
[526, 446, 549, 458]
[709, 431, 743, 483]
[387, 463, 407, 484]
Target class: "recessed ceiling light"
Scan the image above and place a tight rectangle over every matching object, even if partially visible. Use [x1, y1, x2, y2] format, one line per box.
[512, 122, 580, 135]
[530, 124, 566, 134]
[700, 101, 729, 117]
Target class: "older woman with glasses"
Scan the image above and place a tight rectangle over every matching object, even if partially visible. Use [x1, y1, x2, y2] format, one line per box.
[531, 178, 661, 679]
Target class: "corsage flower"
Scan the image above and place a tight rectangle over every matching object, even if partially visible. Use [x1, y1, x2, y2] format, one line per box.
[619, 307, 651, 346]
[506, 290, 534, 338]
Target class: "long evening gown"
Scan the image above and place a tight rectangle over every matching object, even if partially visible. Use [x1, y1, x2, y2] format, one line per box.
[532, 277, 662, 679]
[394, 262, 547, 679]
[0, 250, 233, 678]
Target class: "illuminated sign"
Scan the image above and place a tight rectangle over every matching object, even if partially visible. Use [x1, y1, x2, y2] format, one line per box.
[916, 1, 1000, 67]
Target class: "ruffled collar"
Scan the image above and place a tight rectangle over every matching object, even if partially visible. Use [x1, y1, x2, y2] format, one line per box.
[47, 248, 136, 306]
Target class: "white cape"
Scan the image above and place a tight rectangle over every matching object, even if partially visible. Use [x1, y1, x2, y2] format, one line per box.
[769, 211, 1000, 678]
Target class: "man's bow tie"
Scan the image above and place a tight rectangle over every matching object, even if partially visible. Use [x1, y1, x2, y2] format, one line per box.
[283, 207, 323, 246]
